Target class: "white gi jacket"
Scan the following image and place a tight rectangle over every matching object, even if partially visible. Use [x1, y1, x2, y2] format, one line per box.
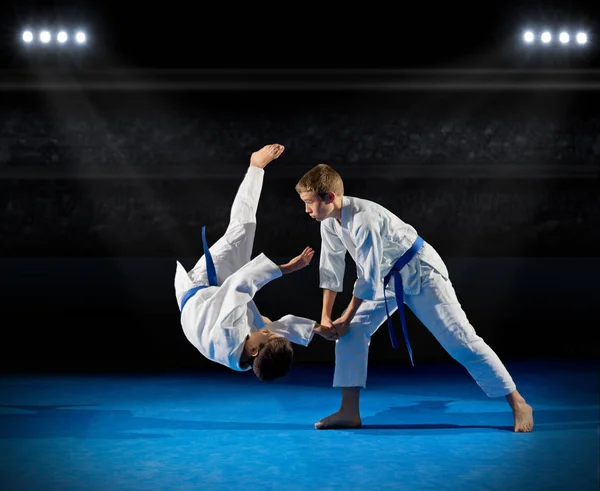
[319, 195, 449, 300]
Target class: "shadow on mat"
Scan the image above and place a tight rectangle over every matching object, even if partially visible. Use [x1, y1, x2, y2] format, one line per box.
[0, 402, 597, 439]
[0, 404, 306, 439]
[347, 401, 599, 435]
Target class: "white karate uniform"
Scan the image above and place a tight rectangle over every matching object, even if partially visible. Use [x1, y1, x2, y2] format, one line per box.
[174, 166, 315, 371]
[320, 195, 516, 397]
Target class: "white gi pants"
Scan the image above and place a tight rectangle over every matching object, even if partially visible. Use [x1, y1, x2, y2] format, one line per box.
[333, 248, 517, 398]
[188, 166, 263, 284]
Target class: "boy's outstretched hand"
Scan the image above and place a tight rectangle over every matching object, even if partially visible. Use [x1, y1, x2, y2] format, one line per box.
[279, 247, 315, 275]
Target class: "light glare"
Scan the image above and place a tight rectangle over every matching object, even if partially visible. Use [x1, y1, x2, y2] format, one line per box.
[39, 30, 51, 43]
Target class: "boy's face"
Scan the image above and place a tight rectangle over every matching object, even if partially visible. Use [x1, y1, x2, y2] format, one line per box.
[246, 329, 281, 357]
[299, 191, 334, 222]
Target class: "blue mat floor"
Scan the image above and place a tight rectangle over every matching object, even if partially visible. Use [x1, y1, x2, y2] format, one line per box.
[0, 360, 598, 491]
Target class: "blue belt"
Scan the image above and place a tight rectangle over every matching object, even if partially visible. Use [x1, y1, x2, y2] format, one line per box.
[180, 226, 218, 314]
[383, 236, 424, 366]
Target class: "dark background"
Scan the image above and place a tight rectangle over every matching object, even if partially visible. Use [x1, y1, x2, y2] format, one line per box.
[1, 0, 599, 70]
[0, 0, 598, 373]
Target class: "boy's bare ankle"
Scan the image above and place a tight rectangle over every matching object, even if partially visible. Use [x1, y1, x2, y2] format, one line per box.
[505, 390, 527, 408]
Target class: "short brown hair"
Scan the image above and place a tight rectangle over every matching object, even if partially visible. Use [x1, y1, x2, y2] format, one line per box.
[252, 337, 294, 381]
[295, 164, 344, 197]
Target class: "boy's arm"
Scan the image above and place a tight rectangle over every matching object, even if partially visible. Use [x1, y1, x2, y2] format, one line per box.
[351, 213, 384, 302]
[265, 315, 318, 346]
[212, 247, 314, 330]
[262, 315, 337, 345]
[319, 220, 347, 327]
[334, 213, 382, 338]
[342, 295, 365, 321]
[321, 289, 337, 326]
[331, 294, 364, 338]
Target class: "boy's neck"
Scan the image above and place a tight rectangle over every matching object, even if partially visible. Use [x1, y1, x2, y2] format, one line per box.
[240, 338, 251, 365]
[332, 195, 343, 222]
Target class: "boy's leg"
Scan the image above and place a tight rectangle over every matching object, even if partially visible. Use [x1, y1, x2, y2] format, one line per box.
[191, 144, 284, 278]
[315, 296, 398, 429]
[404, 267, 533, 432]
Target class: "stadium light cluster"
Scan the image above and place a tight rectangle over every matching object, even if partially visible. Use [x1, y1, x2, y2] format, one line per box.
[522, 29, 588, 46]
[21, 29, 87, 46]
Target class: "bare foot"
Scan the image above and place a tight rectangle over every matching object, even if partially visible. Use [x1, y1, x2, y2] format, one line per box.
[315, 410, 362, 430]
[512, 401, 534, 432]
[250, 143, 285, 169]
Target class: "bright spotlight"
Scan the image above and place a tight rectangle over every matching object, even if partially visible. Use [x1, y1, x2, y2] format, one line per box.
[22, 30, 33, 43]
[559, 32, 569, 43]
[523, 30, 534, 43]
[541, 31, 552, 43]
[39, 30, 51, 43]
[75, 31, 86, 44]
[57, 31, 68, 43]
[576, 32, 588, 44]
